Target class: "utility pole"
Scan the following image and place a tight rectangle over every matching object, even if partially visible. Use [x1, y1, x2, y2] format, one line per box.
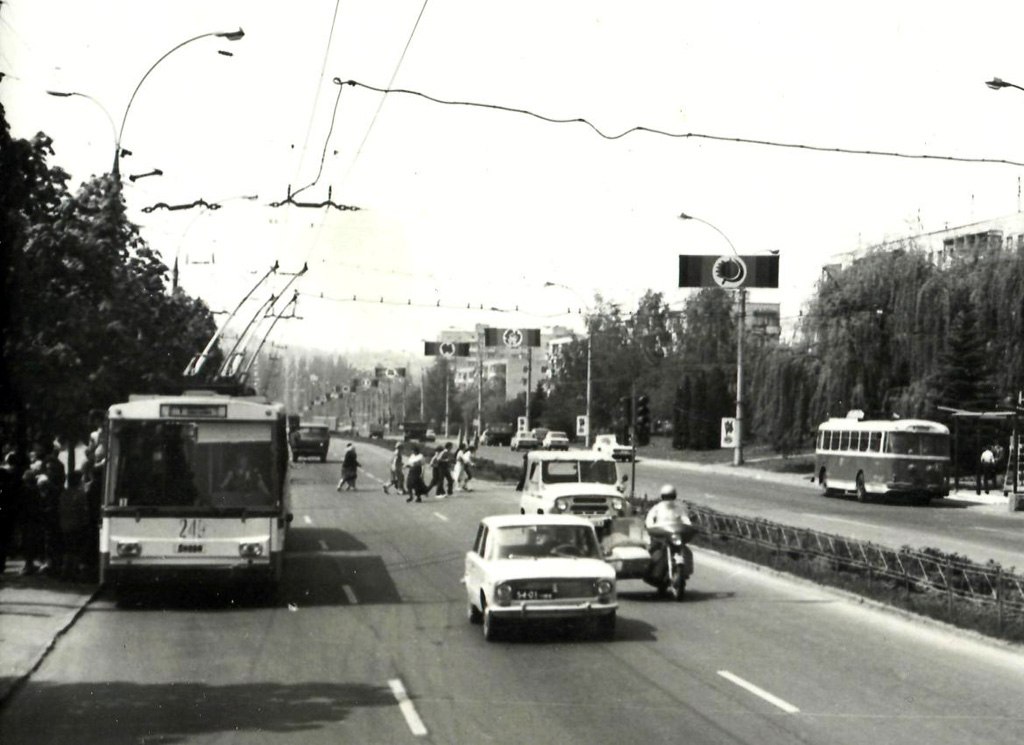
[585, 322, 593, 448]
[525, 347, 533, 431]
[476, 327, 484, 444]
[444, 363, 450, 437]
[735, 288, 746, 466]
[420, 369, 425, 421]
[629, 379, 637, 498]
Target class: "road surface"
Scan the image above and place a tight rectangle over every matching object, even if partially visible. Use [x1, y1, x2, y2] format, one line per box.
[2, 440, 1023, 744]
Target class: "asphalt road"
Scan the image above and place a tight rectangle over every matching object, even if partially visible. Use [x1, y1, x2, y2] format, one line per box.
[2, 440, 1024, 744]
[478, 445, 1024, 568]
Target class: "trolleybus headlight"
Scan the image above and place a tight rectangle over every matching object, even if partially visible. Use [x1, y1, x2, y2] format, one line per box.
[494, 583, 513, 607]
[239, 543, 264, 557]
[552, 498, 569, 513]
[116, 541, 141, 557]
[610, 497, 625, 514]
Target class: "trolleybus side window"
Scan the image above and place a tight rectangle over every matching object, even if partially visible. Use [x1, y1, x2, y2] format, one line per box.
[867, 432, 881, 452]
[839, 431, 850, 451]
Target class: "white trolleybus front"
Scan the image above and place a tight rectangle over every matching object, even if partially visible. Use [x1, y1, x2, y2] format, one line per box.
[815, 412, 951, 504]
[100, 392, 291, 588]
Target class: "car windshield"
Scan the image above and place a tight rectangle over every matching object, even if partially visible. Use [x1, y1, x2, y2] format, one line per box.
[541, 460, 617, 485]
[297, 427, 328, 438]
[548, 432, 567, 439]
[490, 524, 600, 559]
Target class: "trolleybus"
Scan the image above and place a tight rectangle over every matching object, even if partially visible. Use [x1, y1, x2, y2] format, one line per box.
[99, 390, 292, 588]
[815, 414, 950, 504]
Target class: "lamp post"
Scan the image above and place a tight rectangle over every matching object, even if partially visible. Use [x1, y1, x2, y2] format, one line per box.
[543, 281, 592, 447]
[115, 28, 244, 178]
[985, 77, 1024, 93]
[45, 90, 118, 168]
[678, 212, 745, 466]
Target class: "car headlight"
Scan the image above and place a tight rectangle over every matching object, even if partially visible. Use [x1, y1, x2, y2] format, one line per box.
[116, 541, 141, 557]
[239, 542, 264, 557]
[494, 583, 513, 607]
[553, 498, 569, 512]
[610, 497, 625, 514]
[595, 578, 614, 597]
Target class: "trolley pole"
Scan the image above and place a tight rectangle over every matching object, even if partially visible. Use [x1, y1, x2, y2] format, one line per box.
[585, 322, 593, 448]
[525, 347, 533, 432]
[630, 379, 637, 498]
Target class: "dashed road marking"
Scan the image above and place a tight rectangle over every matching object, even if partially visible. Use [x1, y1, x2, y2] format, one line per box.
[813, 515, 875, 530]
[303, 515, 313, 525]
[717, 670, 799, 714]
[972, 526, 1019, 537]
[433, 512, 449, 522]
[318, 539, 328, 551]
[389, 678, 428, 737]
[343, 585, 359, 605]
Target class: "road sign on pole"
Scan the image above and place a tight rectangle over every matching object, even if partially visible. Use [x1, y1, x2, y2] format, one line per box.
[678, 254, 779, 288]
[576, 415, 589, 439]
[721, 417, 737, 448]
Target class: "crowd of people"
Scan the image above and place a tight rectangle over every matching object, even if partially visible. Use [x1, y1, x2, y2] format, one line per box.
[380, 441, 476, 502]
[0, 417, 107, 582]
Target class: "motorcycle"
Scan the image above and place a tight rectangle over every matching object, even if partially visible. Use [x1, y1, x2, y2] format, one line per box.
[600, 516, 696, 601]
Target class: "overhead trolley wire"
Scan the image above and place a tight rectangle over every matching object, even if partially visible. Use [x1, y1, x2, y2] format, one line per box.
[334, 79, 1024, 169]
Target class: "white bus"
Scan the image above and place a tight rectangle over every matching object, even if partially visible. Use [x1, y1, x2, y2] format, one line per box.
[815, 413, 950, 504]
[100, 390, 292, 589]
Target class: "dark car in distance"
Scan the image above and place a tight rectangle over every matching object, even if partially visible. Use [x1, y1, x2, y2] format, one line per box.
[290, 424, 331, 462]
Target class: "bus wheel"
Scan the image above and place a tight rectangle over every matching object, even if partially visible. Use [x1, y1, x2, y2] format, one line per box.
[855, 472, 868, 502]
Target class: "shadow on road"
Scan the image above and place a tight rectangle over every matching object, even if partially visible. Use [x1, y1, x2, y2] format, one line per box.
[618, 588, 736, 604]
[0, 680, 394, 745]
[286, 527, 368, 552]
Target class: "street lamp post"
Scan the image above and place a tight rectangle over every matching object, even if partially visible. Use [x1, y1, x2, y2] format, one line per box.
[678, 212, 745, 466]
[543, 281, 592, 447]
[114, 28, 244, 178]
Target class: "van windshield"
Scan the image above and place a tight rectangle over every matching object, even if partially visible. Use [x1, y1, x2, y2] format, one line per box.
[541, 460, 617, 485]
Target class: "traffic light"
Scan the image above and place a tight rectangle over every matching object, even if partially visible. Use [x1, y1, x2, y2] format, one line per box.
[619, 396, 632, 445]
[636, 394, 651, 446]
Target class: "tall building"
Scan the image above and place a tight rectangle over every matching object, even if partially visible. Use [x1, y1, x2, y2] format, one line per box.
[437, 324, 571, 400]
[831, 212, 1024, 270]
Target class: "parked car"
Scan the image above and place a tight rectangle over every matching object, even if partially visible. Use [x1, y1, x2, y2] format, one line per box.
[463, 514, 618, 640]
[511, 430, 541, 451]
[518, 450, 629, 528]
[542, 430, 570, 450]
[289, 423, 331, 462]
[592, 434, 634, 462]
[368, 423, 385, 439]
[482, 424, 515, 447]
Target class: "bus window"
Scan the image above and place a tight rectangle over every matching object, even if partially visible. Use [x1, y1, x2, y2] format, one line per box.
[817, 431, 825, 450]
[918, 434, 950, 457]
[857, 432, 868, 452]
[839, 431, 850, 451]
[887, 433, 915, 454]
[868, 432, 881, 452]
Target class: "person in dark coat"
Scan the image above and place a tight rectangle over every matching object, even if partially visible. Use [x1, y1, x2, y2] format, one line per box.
[337, 444, 360, 491]
[0, 451, 21, 576]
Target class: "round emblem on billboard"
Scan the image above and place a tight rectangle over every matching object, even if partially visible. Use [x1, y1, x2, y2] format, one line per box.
[386, 368, 397, 378]
[503, 328, 524, 348]
[712, 255, 747, 289]
[438, 341, 456, 358]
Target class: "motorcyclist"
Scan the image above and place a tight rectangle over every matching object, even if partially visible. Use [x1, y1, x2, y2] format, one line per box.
[643, 484, 694, 593]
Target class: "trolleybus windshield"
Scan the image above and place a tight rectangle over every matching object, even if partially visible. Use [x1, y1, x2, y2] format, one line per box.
[109, 419, 278, 510]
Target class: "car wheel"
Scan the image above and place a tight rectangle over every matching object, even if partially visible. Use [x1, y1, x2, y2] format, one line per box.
[594, 612, 616, 640]
[320, 454, 327, 463]
[819, 468, 832, 496]
[520, 508, 525, 515]
[467, 596, 482, 625]
[292, 453, 298, 463]
[855, 472, 868, 502]
[482, 605, 503, 641]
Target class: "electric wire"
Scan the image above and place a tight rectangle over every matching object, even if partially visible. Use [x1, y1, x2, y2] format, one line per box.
[335, 79, 1024, 169]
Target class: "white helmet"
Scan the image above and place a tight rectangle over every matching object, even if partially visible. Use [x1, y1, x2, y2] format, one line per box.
[659, 484, 677, 500]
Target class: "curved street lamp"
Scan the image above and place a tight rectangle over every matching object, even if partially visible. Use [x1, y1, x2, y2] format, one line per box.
[985, 77, 1024, 93]
[678, 211, 746, 465]
[116, 28, 245, 178]
[45, 89, 118, 166]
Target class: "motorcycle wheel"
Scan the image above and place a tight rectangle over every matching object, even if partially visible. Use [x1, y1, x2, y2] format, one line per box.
[670, 573, 686, 601]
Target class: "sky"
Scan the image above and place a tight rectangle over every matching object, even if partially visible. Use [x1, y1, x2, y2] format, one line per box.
[3, 0, 1024, 360]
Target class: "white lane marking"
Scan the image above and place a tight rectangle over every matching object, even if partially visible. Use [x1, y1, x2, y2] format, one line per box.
[318, 539, 328, 551]
[433, 512, 449, 522]
[703, 492, 721, 500]
[972, 526, 1020, 537]
[303, 515, 313, 525]
[813, 516, 876, 530]
[388, 678, 428, 737]
[717, 670, 800, 714]
[343, 585, 359, 605]
[359, 467, 384, 483]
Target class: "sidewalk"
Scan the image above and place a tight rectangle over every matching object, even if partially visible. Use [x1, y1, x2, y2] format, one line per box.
[0, 561, 98, 706]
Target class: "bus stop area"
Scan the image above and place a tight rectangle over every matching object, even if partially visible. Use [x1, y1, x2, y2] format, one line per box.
[0, 564, 97, 705]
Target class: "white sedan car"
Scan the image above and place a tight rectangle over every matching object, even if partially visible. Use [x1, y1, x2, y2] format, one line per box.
[542, 430, 570, 450]
[463, 514, 618, 641]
